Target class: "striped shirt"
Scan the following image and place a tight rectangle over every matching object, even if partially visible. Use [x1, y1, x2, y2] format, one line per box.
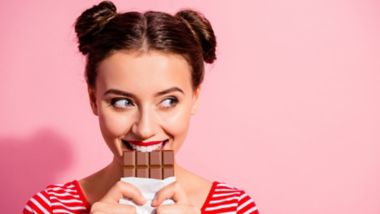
[23, 180, 259, 214]
[201, 182, 259, 214]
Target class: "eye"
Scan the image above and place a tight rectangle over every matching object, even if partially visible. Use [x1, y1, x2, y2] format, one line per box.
[160, 97, 178, 109]
[110, 98, 134, 109]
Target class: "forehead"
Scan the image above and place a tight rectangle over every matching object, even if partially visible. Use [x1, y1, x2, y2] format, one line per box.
[96, 50, 192, 93]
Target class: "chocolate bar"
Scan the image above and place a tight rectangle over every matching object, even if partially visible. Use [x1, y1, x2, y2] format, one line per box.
[123, 150, 175, 179]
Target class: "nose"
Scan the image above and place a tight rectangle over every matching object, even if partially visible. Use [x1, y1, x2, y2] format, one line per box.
[131, 106, 157, 140]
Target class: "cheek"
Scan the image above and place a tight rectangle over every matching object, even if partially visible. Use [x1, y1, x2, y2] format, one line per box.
[162, 105, 192, 138]
[99, 110, 132, 138]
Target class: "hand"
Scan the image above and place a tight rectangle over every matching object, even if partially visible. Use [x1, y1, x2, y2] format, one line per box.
[151, 181, 200, 214]
[90, 181, 146, 214]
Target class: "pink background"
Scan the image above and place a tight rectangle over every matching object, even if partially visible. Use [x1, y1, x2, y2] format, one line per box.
[1, 0, 379, 213]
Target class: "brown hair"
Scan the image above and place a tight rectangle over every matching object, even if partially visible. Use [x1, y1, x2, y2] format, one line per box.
[74, 1, 217, 90]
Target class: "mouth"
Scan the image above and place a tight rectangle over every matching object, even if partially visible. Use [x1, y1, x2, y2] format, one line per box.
[122, 139, 169, 152]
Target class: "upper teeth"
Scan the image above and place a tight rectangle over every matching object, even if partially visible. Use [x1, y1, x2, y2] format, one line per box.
[129, 142, 163, 152]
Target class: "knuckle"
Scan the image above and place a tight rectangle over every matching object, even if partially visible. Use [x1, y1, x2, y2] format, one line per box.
[90, 202, 104, 213]
[115, 181, 126, 189]
[116, 181, 124, 187]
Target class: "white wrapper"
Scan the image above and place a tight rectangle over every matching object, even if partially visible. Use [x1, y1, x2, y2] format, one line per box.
[119, 176, 176, 214]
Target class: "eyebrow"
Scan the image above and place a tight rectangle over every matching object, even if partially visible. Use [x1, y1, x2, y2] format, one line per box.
[103, 87, 185, 98]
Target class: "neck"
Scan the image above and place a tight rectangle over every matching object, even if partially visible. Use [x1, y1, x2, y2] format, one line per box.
[80, 156, 123, 204]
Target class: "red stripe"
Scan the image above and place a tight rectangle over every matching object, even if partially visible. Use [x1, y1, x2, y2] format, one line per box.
[212, 190, 241, 196]
[206, 198, 238, 208]
[205, 206, 237, 213]
[237, 192, 258, 214]
[209, 194, 240, 201]
[24, 191, 52, 213]
[50, 195, 81, 201]
[26, 198, 43, 213]
[23, 180, 90, 213]
[239, 193, 250, 204]
[200, 181, 218, 212]
[22, 208, 33, 214]
[36, 191, 52, 211]
[47, 181, 89, 212]
[24, 180, 258, 214]
[238, 203, 256, 214]
[50, 204, 87, 211]
[22, 201, 36, 214]
[73, 180, 91, 209]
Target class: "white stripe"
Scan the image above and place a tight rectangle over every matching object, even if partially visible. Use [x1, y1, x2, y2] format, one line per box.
[238, 198, 254, 211]
[50, 196, 82, 203]
[217, 183, 234, 188]
[209, 196, 239, 204]
[51, 201, 87, 210]
[213, 192, 241, 197]
[50, 184, 75, 188]
[47, 186, 77, 193]
[24, 205, 33, 212]
[49, 192, 80, 198]
[239, 193, 248, 200]
[244, 206, 258, 214]
[205, 203, 238, 211]
[52, 209, 75, 214]
[215, 188, 239, 192]
[66, 184, 75, 189]
[30, 198, 49, 214]
[37, 192, 51, 207]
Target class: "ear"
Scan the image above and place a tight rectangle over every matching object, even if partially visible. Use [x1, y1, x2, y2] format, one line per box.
[87, 86, 99, 116]
[191, 86, 201, 115]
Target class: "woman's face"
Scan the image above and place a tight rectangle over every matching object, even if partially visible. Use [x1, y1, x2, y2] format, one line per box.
[88, 50, 200, 160]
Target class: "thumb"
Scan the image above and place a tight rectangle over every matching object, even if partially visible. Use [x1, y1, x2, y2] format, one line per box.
[101, 181, 146, 205]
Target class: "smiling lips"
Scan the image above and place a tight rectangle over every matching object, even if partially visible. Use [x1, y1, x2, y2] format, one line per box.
[123, 139, 169, 152]
[128, 140, 165, 147]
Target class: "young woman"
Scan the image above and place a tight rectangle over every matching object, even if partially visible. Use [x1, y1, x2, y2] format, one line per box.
[23, 1, 259, 213]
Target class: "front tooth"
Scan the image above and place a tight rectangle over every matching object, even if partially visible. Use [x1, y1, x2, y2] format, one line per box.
[128, 141, 163, 152]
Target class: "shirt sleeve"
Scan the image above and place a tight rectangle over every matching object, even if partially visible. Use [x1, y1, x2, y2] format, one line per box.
[23, 190, 52, 214]
[237, 191, 259, 214]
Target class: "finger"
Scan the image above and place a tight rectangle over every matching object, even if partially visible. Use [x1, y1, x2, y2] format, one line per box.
[155, 204, 200, 214]
[155, 204, 179, 214]
[91, 201, 136, 213]
[152, 182, 187, 207]
[101, 181, 146, 205]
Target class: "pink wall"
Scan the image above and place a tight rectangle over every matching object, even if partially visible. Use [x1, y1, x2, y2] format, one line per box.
[1, 0, 379, 213]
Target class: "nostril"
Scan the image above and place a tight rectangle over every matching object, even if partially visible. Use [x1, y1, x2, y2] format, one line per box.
[131, 123, 156, 140]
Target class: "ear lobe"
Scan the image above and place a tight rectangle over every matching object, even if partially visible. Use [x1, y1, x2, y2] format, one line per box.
[88, 86, 98, 116]
[191, 87, 201, 115]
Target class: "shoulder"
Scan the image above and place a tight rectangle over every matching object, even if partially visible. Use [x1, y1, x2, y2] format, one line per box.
[201, 181, 259, 214]
[23, 180, 90, 213]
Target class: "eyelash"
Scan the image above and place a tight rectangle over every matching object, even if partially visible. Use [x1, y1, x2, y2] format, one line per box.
[109, 97, 179, 109]
[110, 98, 134, 109]
[160, 96, 179, 109]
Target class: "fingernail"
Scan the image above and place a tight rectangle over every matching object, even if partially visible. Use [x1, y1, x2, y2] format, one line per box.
[138, 198, 146, 205]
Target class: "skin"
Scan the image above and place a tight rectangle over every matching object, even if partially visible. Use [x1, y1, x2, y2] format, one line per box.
[79, 50, 212, 213]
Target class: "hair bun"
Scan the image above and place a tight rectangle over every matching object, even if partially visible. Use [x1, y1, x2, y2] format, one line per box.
[176, 10, 217, 63]
[75, 1, 117, 54]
